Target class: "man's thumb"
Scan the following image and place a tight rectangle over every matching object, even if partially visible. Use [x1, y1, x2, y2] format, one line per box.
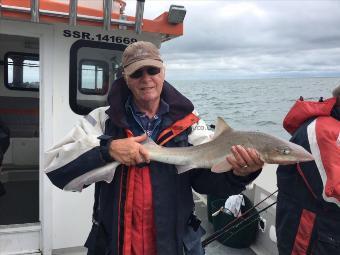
[133, 133, 147, 143]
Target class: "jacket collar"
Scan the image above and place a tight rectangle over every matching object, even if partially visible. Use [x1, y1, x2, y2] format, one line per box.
[106, 78, 194, 128]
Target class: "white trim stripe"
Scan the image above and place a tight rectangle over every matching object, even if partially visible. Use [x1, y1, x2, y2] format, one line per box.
[44, 107, 109, 174]
[307, 120, 340, 207]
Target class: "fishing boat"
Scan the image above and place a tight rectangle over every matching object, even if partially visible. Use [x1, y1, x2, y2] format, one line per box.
[0, 1, 277, 254]
[0, 0, 186, 253]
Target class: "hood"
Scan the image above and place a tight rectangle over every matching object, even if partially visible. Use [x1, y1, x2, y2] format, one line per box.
[283, 97, 337, 135]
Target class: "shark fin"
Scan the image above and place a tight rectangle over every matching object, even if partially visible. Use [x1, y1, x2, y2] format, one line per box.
[176, 164, 197, 174]
[212, 117, 232, 140]
[211, 159, 233, 173]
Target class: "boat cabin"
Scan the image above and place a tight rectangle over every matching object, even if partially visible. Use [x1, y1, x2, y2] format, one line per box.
[0, 0, 185, 253]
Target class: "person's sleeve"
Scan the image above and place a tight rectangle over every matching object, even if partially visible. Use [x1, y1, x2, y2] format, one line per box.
[44, 107, 119, 192]
[186, 110, 261, 196]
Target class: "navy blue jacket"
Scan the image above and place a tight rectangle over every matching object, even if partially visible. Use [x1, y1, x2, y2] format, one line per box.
[276, 107, 340, 255]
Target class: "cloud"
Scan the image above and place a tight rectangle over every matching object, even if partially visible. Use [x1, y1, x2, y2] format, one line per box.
[126, 1, 340, 80]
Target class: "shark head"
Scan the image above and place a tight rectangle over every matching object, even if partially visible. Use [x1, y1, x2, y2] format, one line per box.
[214, 117, 314, 166]
[259, 135, 314, 165]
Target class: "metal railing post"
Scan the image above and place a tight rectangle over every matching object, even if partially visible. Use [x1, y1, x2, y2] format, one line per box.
[135, 0, 145, 34]
[31, 0, 39, 22]
[2, 1, 136, 28]
[103, 0, 112, 31]
[69, 0, 78, 26]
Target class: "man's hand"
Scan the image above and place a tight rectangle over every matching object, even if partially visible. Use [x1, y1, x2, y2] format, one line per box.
[108, 134, 150, 166]
[226, 145, 264, 176]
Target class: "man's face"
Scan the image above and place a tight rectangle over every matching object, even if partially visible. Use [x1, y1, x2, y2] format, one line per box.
[125, 66, 165, 103]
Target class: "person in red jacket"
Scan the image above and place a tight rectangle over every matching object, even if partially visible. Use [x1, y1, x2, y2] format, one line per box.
[276, 85, 340, 255]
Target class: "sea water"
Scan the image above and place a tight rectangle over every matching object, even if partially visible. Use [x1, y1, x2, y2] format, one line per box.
[170, 77, 340, 139]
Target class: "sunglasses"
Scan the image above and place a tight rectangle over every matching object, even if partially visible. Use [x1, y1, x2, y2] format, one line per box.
[129, 67, 161, 79]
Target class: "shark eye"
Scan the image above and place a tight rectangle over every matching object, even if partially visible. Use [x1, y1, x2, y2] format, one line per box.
[282, 148, 291, 155]
[276, 147, 291, 155]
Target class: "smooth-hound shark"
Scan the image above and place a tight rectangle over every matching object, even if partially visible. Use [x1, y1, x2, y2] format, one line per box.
[64, 117, 314, 191]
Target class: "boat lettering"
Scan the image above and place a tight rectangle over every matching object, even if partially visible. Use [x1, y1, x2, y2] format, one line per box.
[63, 29, 137, 45]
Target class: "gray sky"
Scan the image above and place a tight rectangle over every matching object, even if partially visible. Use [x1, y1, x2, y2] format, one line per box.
[125, 0, 340, 80]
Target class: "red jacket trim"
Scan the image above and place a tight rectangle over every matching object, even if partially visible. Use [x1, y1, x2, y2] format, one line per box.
[157, 112, 200, 145]
[296, 163, 317, 200]
[122, 113, 199, 255]
[291, 209, 316, 255]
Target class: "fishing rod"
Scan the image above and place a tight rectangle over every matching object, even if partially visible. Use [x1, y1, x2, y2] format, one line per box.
[202, 189, 278, 247]
[202, 189, 277, 246]
[207, 201, 277, 247]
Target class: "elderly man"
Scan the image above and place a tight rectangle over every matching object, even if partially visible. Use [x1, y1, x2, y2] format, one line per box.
[45, 41, 263, 255]
[276, 85, 340, 255]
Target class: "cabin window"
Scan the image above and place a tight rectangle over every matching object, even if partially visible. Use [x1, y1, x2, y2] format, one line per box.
[70, 40, 127, 115]
[4, 52, 39, 91]
[79, 60, 109, 95]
